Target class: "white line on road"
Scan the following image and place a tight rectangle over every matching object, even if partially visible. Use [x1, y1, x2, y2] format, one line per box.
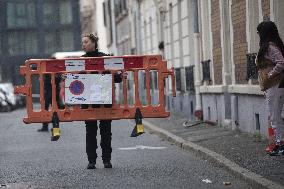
[202, 179, 212, 184]
[118, 145, 167, 150]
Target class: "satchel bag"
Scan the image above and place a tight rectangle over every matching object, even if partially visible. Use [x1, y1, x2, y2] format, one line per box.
[257, 59, 281, 91]
[258, 66, 281, 91]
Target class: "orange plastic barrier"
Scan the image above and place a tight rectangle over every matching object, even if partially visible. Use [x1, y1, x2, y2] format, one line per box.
[15, 55, 176, 124]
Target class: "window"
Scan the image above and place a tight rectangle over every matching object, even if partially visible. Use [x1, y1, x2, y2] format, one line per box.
[60, 30, 74, 51]
[175, 68, 181, 91]
[248, 0, 259, 53]
[114, 1, 119, 17]
[59, 1, 72, 25]
[7, 2, 36, 28]
[43, 2, 57, 26]
[119, 0, 123, 14]
[185, 66, 195, 92]
[246, 53, 258, 80]
[201, 60, 211, 82]
[107, 0, 113, 44]
[103, 2, 107, 26]
[122, 0, 127, 11]
[8, 31, 37, 55]
[44, 32, 58, 54]
[115, 0, 126, 17]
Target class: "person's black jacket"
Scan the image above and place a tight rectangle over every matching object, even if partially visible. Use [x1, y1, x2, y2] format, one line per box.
[82, 50, 122, 83]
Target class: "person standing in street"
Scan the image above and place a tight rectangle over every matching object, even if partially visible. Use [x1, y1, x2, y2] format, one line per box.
[37, 74, 62, 132]
[81, 34, 122, 169]
[256, 21, 284, 155]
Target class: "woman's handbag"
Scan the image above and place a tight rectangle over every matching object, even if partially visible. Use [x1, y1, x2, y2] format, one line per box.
[257, 58, 282, 91]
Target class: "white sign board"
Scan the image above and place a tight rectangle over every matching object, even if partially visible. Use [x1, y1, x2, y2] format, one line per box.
[104, 58, 124, 70]
[65, 74, 112, 104]
[65, 60, 85, 72]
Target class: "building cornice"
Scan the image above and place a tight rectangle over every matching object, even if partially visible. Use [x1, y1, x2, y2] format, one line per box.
[200, 84, 263, 95]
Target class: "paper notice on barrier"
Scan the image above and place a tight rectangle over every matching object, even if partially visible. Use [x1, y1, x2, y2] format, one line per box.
[90, 85, 102, 102]
[65, 74, 112, 104]
[90, 84, 102, 91]
[90, 92, 102, 102]
[65, 60, 85, 71]
[104, 58, 124, 70]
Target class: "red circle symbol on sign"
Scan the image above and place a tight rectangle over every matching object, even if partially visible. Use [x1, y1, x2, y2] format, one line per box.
[69, 80, 84, 95]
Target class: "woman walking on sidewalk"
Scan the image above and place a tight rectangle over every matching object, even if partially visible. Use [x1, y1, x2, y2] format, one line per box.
[256, 21, 284, 155]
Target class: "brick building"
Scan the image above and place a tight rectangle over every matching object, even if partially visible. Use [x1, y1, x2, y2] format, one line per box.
[127, 0, 198, 119]
[98, 0, 284, 138]
[200, 0, 284, 137]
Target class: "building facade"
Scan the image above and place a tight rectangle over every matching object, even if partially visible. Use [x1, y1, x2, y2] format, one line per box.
[200, 0, 284, 137]
[127, 0, 198, 119]
[98, 0, 284, 138]
[80, 0, 109, 53]
[0, 0, 82, 85]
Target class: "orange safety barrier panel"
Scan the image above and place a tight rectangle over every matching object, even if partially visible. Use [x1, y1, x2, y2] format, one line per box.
[15, 55, 176, 124]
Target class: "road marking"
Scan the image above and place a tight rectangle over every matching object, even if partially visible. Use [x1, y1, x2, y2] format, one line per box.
[202, 179, 212, 184]
[118, 145, 167, 150]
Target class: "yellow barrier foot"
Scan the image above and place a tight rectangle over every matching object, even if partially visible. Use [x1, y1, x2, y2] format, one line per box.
[51, 112, 60, 141]
[51, 128, 61, 141]
[131, 124, 145, 137]
[131, 108, 145, 137]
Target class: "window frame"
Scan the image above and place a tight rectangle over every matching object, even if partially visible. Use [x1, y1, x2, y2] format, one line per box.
[6, 1, 36, 29]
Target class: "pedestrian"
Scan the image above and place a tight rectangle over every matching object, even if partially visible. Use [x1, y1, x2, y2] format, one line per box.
[37, 74, 62, 132]
[81, 34, 122, 169]
[256, 21, 284, 155]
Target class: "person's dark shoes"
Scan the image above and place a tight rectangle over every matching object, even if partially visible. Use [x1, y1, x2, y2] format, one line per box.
[103, 161, 112, 168]
[87, 162, 96, 169]
[37, 126, 48, 132]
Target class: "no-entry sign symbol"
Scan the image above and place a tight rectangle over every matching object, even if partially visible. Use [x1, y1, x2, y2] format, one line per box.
[69, 80, 84, 95]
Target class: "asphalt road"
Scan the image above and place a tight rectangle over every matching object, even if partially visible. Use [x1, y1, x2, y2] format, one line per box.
[0, 108, 261, 189]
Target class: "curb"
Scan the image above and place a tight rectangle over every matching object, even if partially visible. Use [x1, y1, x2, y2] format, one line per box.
[143, 120, 284, 189]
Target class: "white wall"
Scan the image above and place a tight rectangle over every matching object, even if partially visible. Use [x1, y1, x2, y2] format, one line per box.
[140, 0, 158, 54]
[95, 0, 109, 53]
[272, 0, 284, 40]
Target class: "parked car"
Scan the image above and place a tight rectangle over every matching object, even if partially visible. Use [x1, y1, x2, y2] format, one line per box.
[0, 83, 24, 112]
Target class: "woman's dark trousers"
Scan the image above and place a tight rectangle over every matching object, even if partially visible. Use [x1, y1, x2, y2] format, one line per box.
[85, 120, 112, 163]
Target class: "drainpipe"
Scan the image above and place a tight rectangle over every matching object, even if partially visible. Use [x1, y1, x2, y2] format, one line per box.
[137, 0, 142, 54]
[110, 0, 118, 55]
[192, 0, 202, 112]
[153, 0, 161, 42]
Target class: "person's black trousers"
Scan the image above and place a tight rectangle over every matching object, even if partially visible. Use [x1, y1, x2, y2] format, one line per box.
[85, 120, 112, 163]
[42, 96, 52, 127]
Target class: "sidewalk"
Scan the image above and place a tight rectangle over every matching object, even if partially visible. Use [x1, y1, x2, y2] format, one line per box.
[144, 113, 284, 189]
